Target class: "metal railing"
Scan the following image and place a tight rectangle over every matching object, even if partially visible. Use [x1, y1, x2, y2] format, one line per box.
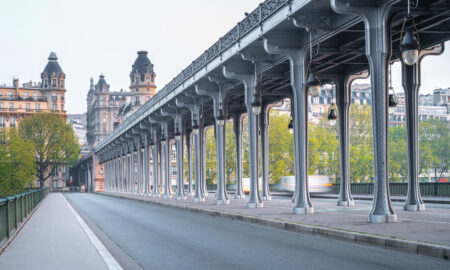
[330, 183, 450, 196]
[95, 0, 291, 151]
[0, 188, 49, 250]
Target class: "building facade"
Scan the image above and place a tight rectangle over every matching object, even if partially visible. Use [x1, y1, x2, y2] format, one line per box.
[86, 75, 128, 146]
[0, 52, 68, 188]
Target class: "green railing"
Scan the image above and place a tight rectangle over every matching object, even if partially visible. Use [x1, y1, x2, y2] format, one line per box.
[330, 183, 450, 196]
[0, 188, 49, 250]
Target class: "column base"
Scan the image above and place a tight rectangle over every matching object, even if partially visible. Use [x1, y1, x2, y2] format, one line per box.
[247, 202, 263, 208]
[235, 194, 246, 199]
[404, 203, 425, 211]
[216, 199, 229, 205]
[152, 193, 161, 198]
[263, 195, 272, 201]
[193, 197, 205, 203]
[293, 207, 314, 214]
[176, 196, 187, 201]
[163, 194, 172, 199]
[368, 213, 397, 223]
[337, 200, 355, 206]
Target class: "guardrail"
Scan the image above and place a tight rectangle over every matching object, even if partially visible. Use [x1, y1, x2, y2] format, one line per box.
[330, 183, 450, 196]
[0, 188, 49, 250]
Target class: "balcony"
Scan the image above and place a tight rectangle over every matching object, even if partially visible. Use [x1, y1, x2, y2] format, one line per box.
[0, 108, 66, 114]
[0, 95, 48, 102]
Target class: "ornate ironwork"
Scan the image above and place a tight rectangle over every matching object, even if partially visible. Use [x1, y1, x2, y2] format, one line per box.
[96, 0, 289, 151]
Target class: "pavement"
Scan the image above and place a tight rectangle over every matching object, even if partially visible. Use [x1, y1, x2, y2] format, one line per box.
[0, 193, 120, 270]
[65, 192, 450, 270]
[102, 191, 450, 256]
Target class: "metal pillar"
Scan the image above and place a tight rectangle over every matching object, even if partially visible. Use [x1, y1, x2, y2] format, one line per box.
[402, 44, 444, 210]
[162, 123, 172, 199]
[200, 124, 208, 198]
[143, 134, 150, 196]
[128, 140, 135, 194]
[332, 0, 397, 223]
[261, 104, 272, 201]
[402, 61, 425, 211]
[134, 136, 142, 195]
[264, 38, 313, 214]
[186, 129, 194, 195]
[233, 113, 245, 199]
[224, 64, 263, 208]
[152, 129, 161, 197]
[175, 127, 186, 200]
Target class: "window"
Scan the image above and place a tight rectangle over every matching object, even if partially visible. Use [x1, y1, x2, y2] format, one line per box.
[44, 78, 48, 87]
[52, 104, 57, 111]
[147, 88, 149, 92]
[10, 117, 16, 127]
[52, 92, 57, 101]
[33, 92, 38, 101]
[52, 79, 57, 87]
[0, 103, 3, 109]
[36, 103, 40, 110]
[0, 117, 5, 127]
[26, 103, 31, 111]
[60, 79, 64, 88]
[7, 92, 11, 99]
[135, 76, 140, 83]
[24, 92, 28, 99]
[9, 103, 14, 109]
[171, 165, 177, 176]
[61, 104, 64, 111]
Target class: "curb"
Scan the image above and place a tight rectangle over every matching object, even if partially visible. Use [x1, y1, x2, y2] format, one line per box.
[99, 192, 450, 261]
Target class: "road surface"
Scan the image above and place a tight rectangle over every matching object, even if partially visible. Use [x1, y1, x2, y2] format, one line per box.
[65, 193, 449, 270]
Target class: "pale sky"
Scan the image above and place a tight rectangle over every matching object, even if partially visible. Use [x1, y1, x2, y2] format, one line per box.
[0, 0, 449, 114]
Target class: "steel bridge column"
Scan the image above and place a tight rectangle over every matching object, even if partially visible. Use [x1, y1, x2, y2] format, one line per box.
[162, 124, 172, 198]
[332, 0, 397, 223]
[233, 113, 245, 199]
[264, 40, 313, 214]
[129, 141, 135, 194]
[402, 61, 425, 211]
[261, 104, 272, 201]
[152, 130, 161, 197]
[186, 129, 194, 195]
[176, 127, 186, 200]
[200, 124, 208, 198]
[224, 65, 263, 208]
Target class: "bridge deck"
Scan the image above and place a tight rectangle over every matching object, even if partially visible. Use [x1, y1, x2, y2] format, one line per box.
[104, 191, 450, 247]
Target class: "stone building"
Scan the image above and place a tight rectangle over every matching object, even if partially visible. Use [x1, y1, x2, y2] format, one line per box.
[0, 52, 68, 188]
[114, 51, 157, 127]
[86, 75, 128, 146]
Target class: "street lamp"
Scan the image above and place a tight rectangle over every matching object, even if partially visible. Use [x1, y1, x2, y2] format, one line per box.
[288, 118, 294, 134]
[327, 104, 337, 126]
[388, 94, 397, 114]
[174, 129, 181, 141]
[192, 120, 199, 134]
[216, 108, 225, 126]
[400, 0, 420, 66]
[251, 93, 261, 115]
[307, 70, 321, 97]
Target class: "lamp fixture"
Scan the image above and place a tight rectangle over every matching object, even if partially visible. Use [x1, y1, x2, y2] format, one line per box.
[388, 64, 397, 114]
[216, 108, 225, 126]
[327, 84, 337, 126]
[251, 93, 261, 115]
[288, 118, 294, 134]
[400, 0, 420, 66]
[307, 31, 321, 97]
[192, 119, 199, 134]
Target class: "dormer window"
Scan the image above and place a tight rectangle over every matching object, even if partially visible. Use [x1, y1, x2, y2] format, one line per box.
[44, 78, 48, 88]
[52, 79, 56, 87]
[135, 76, 140, 83]
[146, 76, 150, 82]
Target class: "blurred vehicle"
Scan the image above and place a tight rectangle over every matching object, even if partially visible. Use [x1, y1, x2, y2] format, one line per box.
[275, 175, 332, 193]
[242, 177, 262, 194]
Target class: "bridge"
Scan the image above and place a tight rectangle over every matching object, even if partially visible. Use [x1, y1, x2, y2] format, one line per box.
[70, 0, 450, 225]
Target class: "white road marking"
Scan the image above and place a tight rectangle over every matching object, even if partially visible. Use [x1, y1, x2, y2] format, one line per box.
[62, 195, 123, 270]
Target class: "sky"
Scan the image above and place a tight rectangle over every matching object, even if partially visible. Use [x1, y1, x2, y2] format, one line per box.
[0, 0, 449, 114]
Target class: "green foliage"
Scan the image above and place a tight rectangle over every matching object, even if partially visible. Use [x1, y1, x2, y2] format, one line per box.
[0, 129, 36, 197]
[18, 112, 79, 187]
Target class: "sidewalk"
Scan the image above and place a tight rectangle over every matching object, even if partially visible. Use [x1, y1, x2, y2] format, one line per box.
[103, 191, 450, 259]
[0, 193, 116, 270]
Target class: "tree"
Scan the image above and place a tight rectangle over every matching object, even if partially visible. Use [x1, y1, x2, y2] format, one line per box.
[388, 125, 408, 182]
[419, 118, 449, 182]
[18, 112, 79, 188]
[0, 129, 36, 196]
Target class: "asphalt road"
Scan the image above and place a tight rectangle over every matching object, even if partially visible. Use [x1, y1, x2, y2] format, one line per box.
[65, 193, 450, 270]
